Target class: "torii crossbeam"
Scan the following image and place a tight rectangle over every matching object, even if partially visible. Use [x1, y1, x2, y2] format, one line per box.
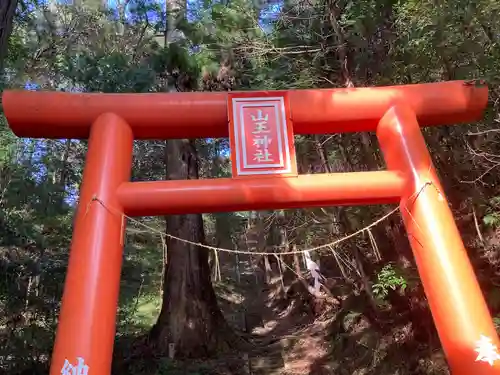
[3, 80, 499, 375]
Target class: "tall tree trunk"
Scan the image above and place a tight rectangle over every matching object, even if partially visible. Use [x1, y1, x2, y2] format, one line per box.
[0, 0, 17, 80]
[149, 0, 236, 355]
[150, 139, 237, 358]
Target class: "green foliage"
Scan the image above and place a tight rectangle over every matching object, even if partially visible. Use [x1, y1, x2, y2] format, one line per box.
[117, 242, 163, 334]
[372, 264, 407, 300]
[484, 197, 500, 227]
[68, 51, 157, 92]
[494, 316, 500, 331]
[483, 212, 500, 227]
[0, 115, 16, 167]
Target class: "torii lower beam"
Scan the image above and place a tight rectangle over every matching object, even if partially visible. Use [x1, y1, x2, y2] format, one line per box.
[3, 80, 499, 375]
[117, 171, 404, 216]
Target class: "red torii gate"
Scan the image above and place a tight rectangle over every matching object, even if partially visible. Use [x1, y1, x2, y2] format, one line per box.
[3, 80, 500, 375]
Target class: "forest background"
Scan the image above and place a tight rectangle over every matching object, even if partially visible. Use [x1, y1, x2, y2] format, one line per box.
[1, 0, 500, 374]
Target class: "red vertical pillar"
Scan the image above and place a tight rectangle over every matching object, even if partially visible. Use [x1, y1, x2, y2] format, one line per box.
[50, 113, 133, 375]
[377, 104, 500, 375]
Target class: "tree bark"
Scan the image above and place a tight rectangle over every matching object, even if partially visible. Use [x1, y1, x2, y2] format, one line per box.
[150, 139, 237, 358]
[0, 0, 17, 78]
